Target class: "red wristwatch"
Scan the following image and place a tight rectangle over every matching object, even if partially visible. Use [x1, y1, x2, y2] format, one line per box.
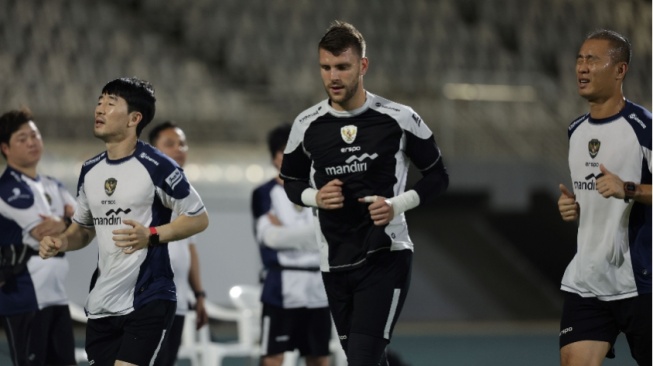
[148, 227, 160, 247]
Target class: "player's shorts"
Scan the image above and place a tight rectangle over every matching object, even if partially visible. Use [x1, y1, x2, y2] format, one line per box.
[153, 314, 185, 366]
[2, 310, 35, 366]
[29, 305, 77, 366]
[2, 305, 76, 366]
[322, 249, 412, 347]
[260, 304, 332, 357]
[85, 299, 176, 366]
[559, 292, 652, 364]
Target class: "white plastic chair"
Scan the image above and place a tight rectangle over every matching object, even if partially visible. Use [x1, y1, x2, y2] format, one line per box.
[178, 285, 262, 366]
[67, 302, 88, 363]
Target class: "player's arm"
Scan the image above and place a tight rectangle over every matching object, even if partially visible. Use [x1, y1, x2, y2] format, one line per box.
[260, 213, 318, 250]
[279, 148, 344, 209]
[114, 212, 208, 254]
[360, 161, 448, 226]
[40, 222, 96, 259]
[596, 164, 652, 205]
[188, 242, 208, 329]
[632, 184, 652, 205]
[157, 211, 209, 243]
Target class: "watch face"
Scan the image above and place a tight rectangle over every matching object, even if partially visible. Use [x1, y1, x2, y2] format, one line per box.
[626, 183, 636, 191]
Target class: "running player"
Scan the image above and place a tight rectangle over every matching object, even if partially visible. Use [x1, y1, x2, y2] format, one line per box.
[279, 21, 449, 365]
[557, 29, 651, 366]
[39, 77, 209, 366]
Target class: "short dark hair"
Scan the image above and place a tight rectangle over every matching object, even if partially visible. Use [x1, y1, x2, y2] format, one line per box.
[101, 77, 156, 138]
[0, 108, 34, 159]
[319, 20, 366, 58]
[267, 123, 291, 159]
[148, 120, 178, 146]
[586, 29, 631, 65]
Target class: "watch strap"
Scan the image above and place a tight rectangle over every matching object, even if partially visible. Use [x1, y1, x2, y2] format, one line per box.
[148, 227, 160, 247]
[623, 181, 636, 202]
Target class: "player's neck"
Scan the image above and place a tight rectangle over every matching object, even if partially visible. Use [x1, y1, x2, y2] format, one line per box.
[588, 94, 625, 119]
[8, 162, 37, 179]
[105, 136, 138, 160]
[332, 88, 367, 112]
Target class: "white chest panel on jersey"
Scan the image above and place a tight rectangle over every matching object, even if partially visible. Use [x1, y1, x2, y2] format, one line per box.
[562, 115, 648, 300]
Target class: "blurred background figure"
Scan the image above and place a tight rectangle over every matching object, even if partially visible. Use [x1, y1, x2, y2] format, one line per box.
[251, 123, 331, 366]
[0, 109, 76, 366]
[149, 121, 209, 366]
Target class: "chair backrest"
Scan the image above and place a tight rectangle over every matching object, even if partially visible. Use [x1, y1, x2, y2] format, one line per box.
[228, 284, 262, 348]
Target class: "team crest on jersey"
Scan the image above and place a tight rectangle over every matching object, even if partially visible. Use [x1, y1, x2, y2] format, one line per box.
[588, 139, 601, 159]
[104, 178, 117, 196]
[341, 125, 357, 144]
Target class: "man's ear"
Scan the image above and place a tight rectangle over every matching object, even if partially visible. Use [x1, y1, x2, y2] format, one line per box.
[616, 62, 628, 80]
[360, 57, 369, 77]
[0, 142, 9, 157]
[128, 111, 143, 127]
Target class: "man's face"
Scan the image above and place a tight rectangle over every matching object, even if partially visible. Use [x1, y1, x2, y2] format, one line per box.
[576, 39, 623, 102]
[154, 127, 188, 167]
[2, 121, 43, 169]
[94, 93, 135, 142]
[319, 47, 368, 111]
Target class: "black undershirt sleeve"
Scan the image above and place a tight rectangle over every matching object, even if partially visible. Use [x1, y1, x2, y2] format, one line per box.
[411, 158, 449, 204]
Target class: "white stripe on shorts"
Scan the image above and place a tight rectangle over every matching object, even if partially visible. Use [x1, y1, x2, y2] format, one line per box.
[149, 329, 167, 366]
[383, 288, 401, 339]
[261, 315, 271, 354]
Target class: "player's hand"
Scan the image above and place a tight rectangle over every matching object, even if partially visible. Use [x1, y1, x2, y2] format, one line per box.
[317, 179, 344, 210]
[112, 219, 150, 254]
[39, 235, 65, 259]
[596, 164, 625, 199]
[358, 195, 394, 226]
[558, 184, 579, 222]
[31, 215, 67, 241]
[195, 297, 209, 330]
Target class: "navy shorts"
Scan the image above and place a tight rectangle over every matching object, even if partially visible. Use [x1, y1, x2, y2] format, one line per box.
[85, 300, 176, 366]
[560, 292, 651, 364]
[322, 249, 412, 350]
[260, 304, 332, 357]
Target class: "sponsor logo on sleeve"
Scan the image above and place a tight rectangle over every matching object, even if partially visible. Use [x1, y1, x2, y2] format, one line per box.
[140, 152, 159, 166]
[166, 169, 183, 190]
[411, 113, 422, 126]
[7, 187, 31, 203]
[628, 113, 646, 129]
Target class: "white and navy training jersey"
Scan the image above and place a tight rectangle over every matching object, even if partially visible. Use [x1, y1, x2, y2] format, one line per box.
[73, 140, 206, 319]
[562, 100, 652, 300]
[252, 179, 328, 308]
[168, 234, 194, 315]
[0, 167, 75, 316]
[280, 92, 448, 272]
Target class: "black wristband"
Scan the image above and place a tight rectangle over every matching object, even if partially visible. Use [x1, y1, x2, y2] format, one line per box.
[194, 290, 206, 299]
